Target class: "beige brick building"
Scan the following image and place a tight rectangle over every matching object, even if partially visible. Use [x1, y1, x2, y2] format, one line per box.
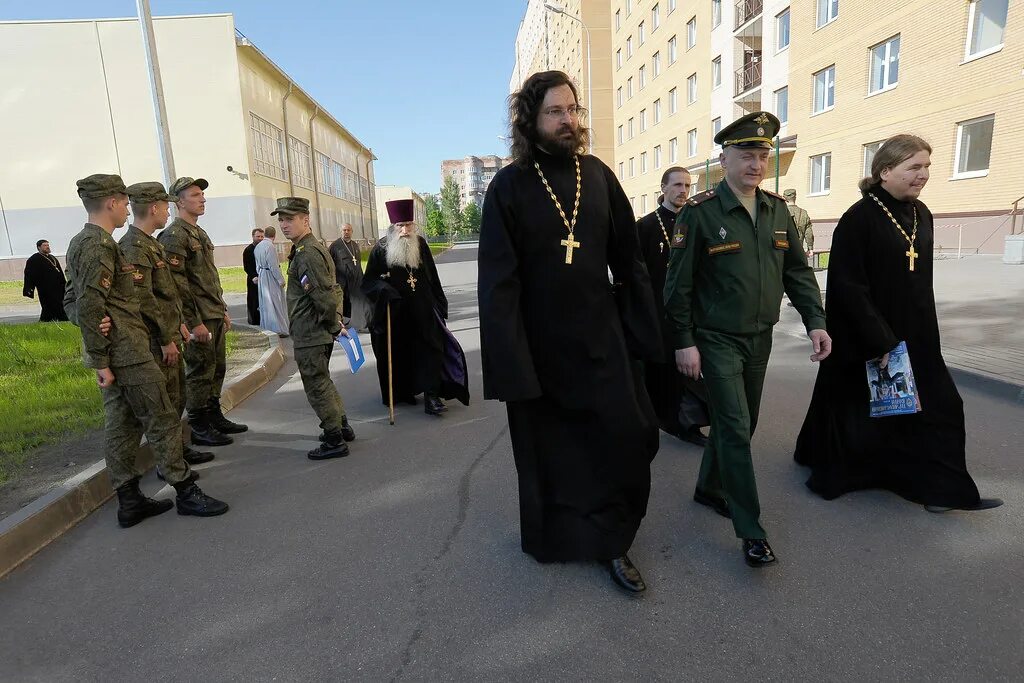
[440, 156, 512, 209]
[374, 186, 427, 238]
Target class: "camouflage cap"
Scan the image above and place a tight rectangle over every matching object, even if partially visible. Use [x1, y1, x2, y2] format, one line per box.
[76, 174, 128, 199]
[169, 176, 209, 196]
[270, 196, 310, 216]
[126, 181, 172, 204]
[783, 188, 797, 199]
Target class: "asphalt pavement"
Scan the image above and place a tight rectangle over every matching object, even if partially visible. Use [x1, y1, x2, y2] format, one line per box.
[1, 245, 1021, 681]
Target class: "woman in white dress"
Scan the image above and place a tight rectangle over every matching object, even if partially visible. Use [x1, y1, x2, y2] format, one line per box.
[255, 225, 290, 336]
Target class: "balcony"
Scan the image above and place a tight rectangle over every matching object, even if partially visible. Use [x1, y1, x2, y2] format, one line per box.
[734, 58, 762, 97]
[735, 0, 763, 30]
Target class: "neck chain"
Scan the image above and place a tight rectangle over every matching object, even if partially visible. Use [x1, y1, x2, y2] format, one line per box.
[868, 192, 919, 272]
[42, 253, 61, 272]
[535, 155, 582, 265]
[654, 207, 673, 250]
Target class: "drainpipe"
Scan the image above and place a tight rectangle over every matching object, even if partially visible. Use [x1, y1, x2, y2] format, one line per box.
[282, 82, 294, 195]
[364, 151, 375, 240]
[309, 105, 323, 239]
[355, 150, 367, 241]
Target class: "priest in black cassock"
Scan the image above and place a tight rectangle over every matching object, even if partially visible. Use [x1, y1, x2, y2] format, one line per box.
[242, 228, 263, 325]
[794, 134, 1002, 512]
[23, 239, 68, 322]
[478, 71, 661, 594]
[636, 167, 709, 447]
[362, 199, 469, 416]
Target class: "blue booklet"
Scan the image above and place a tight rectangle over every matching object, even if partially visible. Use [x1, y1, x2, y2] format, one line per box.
[866, 341, 921, 417]
[336, 328, 365, 374]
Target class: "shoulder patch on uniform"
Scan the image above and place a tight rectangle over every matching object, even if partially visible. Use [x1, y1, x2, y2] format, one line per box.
[167, 255, 182, 268]
[671, 224, 688, 249]
[99, 270, 112, 289]
[761, 188, 786, 202]
[687, 189, 716, 206]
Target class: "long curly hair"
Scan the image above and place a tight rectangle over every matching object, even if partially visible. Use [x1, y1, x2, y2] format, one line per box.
[508, 71, 591, 168]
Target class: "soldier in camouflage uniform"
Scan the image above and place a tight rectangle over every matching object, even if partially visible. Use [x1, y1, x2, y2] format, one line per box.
[64, 174, 228, 527]
[121, 182, 215, 470]
[274, 197, 356, 460]
[159, 177, 247, 447]
[783, 188, 814, 257]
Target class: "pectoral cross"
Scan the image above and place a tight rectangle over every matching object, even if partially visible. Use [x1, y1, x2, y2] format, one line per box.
[560, 233, 581, 265]
[407, 271, 417, 291]
[906, 245, 918, 272]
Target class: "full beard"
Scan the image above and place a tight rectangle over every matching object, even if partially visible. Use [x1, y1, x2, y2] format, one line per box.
[539, 124, 585, 158]
[386, 233, 422, 270]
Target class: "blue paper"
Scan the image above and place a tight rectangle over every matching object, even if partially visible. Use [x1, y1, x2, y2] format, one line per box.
[336, 328, 365, 374]
[866, 341, 921, 417]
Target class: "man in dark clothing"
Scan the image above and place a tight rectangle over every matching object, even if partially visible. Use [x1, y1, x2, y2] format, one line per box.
[478, 71, 660, 593]
[329, 223, 364, 326]
[362, 200, 468, 416]
[636, 167, 709, 447]
[242, 228, 263, 325]
[23, 239, 68, 321]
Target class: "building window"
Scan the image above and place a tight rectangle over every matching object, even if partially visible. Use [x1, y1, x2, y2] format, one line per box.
[966, 0, 1007, 60]
[955, 114, 995, 177]
[712, 56, 722, 88]
[288, 135, 313, 189]
[777, 9, 791, 51]
[669, 87, 678, 113]
[810, 153, 832, 194]
[775, 86, 789, 124]
[316, 151, 333, 195]
[615, 9, 621, 31]
[626, 0, 632, 16]
[654, 144, 662, 168]
[654, 98, 662, 123]
[628, 77, 634, 98]
[687, 17, 697, 49]
[641, 151, 648, 173]
[616, 49, 623, 70]
[619, 161, 625, 179]
[639, 21, 646, 45]
[817, 0, 839, 28]
[869, 35, 900, 94]
[712, 117, 722, 139]
[628, 117, 635, 139]
[627, 35, 634, 58]
[653, 51, 661, 77]
[668, 0, 676, 14]
[331, 161, 344, 198]
[712, 0, 722, 28]
[668, 35, 678, 63]
[617, 86, 623, 108]
[687, 128, 698, 157]
[618, 125, 624, 145]
[249, 113, 286, 180]
[641, 194, 648, 213]
[813, 65, 835, 114]
[652, 4, 660, 31]
[862, 141, 884, 177]
[639, 65, 647, 89]
[687, 73, 697, 104]
[670, 137, 679, 162]
[629, 157, 635, 177]
[640, 108, 647, 132]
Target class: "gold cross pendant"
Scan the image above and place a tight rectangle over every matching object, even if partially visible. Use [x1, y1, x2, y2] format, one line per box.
[906, 245, 918, 272]
[560, 233, 581, 265]
[407, 272, 417, 290]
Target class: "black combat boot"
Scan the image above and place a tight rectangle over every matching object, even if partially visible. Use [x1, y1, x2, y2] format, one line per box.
[207, 398, 248, 434]
[115, 478, 174, 528]
[321, 417, 356, 443]
[308, 433, 350, 460]
[182, 445, 215, 465]
[173, 479, 230, 517]
[188, 409, 233, 447]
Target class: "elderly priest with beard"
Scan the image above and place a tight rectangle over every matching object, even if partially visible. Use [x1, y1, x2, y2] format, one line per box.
[362, 199, 469, 416]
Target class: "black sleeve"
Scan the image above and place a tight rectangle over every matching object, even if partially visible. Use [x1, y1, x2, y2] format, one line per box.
[23, 255, 37, 298]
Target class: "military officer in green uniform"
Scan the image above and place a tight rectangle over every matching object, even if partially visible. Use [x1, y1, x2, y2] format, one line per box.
[274, 197, 356, 460]
[64, 174, 228, 527]
[663, 112, 831, 567]
[783, 188, 815, 257]
[122, 181, 215, 470]
[159, 176, 247, 447]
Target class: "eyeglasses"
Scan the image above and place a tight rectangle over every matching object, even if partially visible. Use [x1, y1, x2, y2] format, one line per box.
[542, 106, 586, 120]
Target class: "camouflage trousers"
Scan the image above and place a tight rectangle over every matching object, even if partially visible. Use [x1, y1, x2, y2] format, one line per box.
[152, 343, 186, 417]
[183, 317, 227, 412]
[101, 360, 191, 489]
[294, 343, 346, 439]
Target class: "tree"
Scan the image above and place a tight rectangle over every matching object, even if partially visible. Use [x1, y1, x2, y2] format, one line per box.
[461, 201, 482, 234]
[423, 194, 445, 238]
[439, 175, 464, 238]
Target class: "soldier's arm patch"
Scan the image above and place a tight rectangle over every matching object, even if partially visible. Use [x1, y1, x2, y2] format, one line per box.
[131, 269, 145, 284]
[99, 269, 112, 290]
[671, 224, 688, 249]
[167, 255, 183, 268]
[773, 239, 790, 250]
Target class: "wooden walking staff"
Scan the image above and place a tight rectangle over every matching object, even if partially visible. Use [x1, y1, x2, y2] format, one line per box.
[386, 300, 395, 425]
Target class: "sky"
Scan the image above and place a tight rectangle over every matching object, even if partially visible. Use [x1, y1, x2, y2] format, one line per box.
[0, 0, 526, 194]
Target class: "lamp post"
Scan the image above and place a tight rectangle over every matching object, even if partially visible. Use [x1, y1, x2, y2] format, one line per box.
[136, 0, 175, 187]
[542, 2, 593, 155]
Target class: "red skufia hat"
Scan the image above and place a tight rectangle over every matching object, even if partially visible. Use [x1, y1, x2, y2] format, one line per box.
[386, 199, 414, 224]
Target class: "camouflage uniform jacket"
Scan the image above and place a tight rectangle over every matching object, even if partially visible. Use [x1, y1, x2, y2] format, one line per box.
[158, 217, 225, 327]
[286, 232, 343, 348]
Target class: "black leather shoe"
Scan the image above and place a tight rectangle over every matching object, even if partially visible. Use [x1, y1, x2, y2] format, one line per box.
[743, 539, 777, 568]
[925, 497, 1004, 513]
[694, 490, 731, 518]
[188, 410, 233, 447]
[678, 426, 709, 448]
[174, 483, 229, 517]
[182, 446, 215, 465]
[308, 440, 350, 460]
[115, 479, 173, 528]
[207, 401, 248, 434]
[424, 395, 447, 416]
[607, 555, 646, 593]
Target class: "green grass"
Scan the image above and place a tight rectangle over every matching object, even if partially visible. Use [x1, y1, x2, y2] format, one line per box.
[0, 280, 26, 307]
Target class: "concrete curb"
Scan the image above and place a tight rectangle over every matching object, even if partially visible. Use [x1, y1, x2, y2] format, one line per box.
[0, 330, 286, 581]
[948, 367, 1024, 405]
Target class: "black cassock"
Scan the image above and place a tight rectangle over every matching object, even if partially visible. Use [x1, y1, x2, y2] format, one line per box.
[242, 241, 260, 325]
[23, 252, 68, 322]
[478, 150, 660, 563]
[636, 205, 709, 436]
[362, 236, 469, 406]
[794, 185, 981, 507]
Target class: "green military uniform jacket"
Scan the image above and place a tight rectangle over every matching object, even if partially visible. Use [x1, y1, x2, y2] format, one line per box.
[158, 217, 225, 328]
[664, 180, 826, 349]
[787, 203, 814, 252]
[119, 225, 183, 347]
[64, 224, 153, 370]
[286, 232, 343, 348]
